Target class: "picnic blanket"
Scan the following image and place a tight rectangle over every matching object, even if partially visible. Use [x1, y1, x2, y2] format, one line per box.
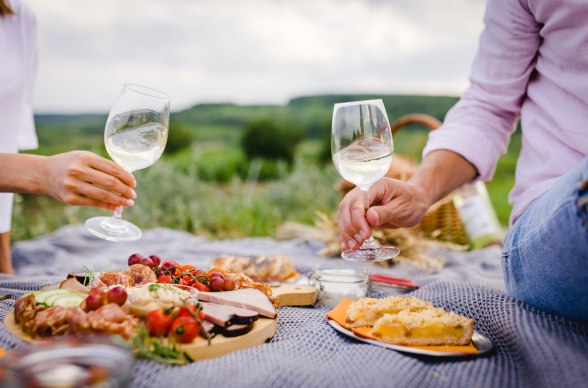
[1, 225, 587, 388]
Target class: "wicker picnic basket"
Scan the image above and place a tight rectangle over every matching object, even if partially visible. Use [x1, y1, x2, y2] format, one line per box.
[337, 113, 469, 246]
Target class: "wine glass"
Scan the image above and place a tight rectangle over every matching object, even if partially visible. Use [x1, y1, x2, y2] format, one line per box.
[85, 83, 170, 241]
[331, 99, 400, 262]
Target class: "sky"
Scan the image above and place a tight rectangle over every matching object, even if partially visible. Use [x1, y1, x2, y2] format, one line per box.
[27, 0, 486, 114]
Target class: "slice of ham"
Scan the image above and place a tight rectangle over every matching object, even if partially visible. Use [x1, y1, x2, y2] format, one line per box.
[199, 302, 233, 327]
[198, 288, 277, 319]
[200, 301, 259, 327]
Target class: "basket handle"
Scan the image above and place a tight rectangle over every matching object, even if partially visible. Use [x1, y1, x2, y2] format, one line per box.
[390, 113, 441, 135]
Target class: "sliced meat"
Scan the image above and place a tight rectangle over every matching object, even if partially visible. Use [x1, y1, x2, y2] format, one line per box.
[200, 320, 216, 335]
[86, 303, 139, 340]
[32, 306, 70, 337]
[221, 322, 253, 337]
[198, 288, 277, 319]
[199, 302, 234, 327]
[213, 303, 258, 324]
[199, 302, 258, 326]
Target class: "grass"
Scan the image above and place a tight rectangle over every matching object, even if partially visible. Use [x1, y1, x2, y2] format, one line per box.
[12, 156, 342, 241]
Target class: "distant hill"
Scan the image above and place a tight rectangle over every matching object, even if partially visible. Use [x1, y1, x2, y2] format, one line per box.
[173, 94, 459, 138]
[33, 94, 460, 152]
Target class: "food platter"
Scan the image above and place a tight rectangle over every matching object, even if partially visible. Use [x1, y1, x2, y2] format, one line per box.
[327, 319, 494, 358]
[4, 311, 278, 362]
[4, 282, 317, 362]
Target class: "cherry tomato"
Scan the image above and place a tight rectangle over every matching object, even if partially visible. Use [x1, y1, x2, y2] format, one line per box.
[179, 277, 195, 287]
[157, 274, 172, 284]
[181, 264, 197, 273]
[170, 316, 200, 343]
[176, 303, 206, 322]
[193, 269, 207, 277]
[193, 283, 210, 292]
[146, 308, 174, 337]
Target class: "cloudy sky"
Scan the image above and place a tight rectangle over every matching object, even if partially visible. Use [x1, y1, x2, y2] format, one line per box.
[27, 0, 486, 113]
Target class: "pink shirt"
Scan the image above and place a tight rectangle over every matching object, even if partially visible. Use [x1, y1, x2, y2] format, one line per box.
[423, 0, 588, 224]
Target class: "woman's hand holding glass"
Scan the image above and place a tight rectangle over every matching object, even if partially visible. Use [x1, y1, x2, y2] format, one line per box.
[85, 83, 169, 242]
[43, 151, 136, 210]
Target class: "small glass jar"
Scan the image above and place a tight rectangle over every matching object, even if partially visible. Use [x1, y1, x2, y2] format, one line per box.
[308, 265, 368, 307]
[1, 338, 134, 388]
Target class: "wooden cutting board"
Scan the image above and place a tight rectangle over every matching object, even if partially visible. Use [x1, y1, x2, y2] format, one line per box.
[4, 285, 317, 362]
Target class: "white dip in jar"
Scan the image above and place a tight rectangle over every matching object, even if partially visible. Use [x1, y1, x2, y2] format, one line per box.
[308, 265, 368, 307]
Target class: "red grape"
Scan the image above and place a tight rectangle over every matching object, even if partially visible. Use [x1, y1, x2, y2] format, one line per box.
[128, 253, 144, 266]
[140, 257, 154, 268]
[223, 277, 235, 291]
[85, 294, 104, 311]
[88, 286, 106, 298]
[149, 255, 162, 268]
[209, 271, 224, 280]
[160, 260, 176, 272]
[209, 276, 225, 291]
[106, 286, 128, 306]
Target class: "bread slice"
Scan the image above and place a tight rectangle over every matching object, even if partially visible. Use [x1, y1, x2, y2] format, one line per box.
[371, 309, 474, 346]
[346, 296, 434, 328]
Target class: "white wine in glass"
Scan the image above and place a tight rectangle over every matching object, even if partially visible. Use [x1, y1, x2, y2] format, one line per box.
[85, 84, 170, 241]
[332, 99, 400, 262]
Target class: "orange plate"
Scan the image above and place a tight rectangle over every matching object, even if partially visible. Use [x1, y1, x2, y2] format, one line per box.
[327, 299, 493, 357]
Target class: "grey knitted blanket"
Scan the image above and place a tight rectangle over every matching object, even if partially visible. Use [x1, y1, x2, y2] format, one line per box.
[1, 225, 587, 388]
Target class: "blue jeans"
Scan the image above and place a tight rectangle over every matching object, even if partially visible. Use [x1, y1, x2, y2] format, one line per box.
[502, 156, 588, 321]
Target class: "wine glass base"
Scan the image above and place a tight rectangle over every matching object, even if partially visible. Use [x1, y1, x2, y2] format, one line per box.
[85, 216, 142, 242]
[341, 246, 400, 262]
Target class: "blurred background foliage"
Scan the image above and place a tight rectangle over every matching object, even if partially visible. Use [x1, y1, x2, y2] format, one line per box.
[13, 94, 521, 242]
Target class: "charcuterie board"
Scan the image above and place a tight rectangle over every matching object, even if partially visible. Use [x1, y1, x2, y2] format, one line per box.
[4, 284, 317, 362]
[3, 311, 278, 361]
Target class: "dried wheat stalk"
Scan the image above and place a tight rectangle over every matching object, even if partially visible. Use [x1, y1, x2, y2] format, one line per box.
[278, 212, 467, 272]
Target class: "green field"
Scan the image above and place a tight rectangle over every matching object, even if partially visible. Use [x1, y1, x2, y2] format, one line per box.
[12, 94, 521, 242]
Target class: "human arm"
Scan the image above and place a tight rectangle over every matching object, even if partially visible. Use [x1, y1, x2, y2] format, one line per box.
[338, 0, 541, 250]
[338, 150, 476, 251]
[0, 151, 136, 211]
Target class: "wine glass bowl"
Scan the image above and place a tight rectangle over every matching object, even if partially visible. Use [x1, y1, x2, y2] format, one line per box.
[85, 84, 169, 242]
[332, 99, 400, 262]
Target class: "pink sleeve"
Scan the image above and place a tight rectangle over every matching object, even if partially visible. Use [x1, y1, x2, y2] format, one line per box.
[423, 0, 540, 181]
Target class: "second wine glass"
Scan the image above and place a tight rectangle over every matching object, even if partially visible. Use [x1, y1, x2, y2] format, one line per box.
[332, 99, 400, 262]
[85, 83, 170, 242]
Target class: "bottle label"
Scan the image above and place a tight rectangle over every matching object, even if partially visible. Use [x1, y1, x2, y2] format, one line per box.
[458, 196, 499, 240]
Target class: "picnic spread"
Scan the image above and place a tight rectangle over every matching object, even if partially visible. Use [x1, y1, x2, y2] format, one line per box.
[1, 225, 587, 387]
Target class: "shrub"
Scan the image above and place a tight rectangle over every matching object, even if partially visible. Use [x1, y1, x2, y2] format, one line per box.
[240, 118, 304, 165]
[165, 121, 195, 154]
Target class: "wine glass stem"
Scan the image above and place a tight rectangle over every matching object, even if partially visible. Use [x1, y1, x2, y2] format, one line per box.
[359, 187, 380, 250]
[113, 206, 124, 223]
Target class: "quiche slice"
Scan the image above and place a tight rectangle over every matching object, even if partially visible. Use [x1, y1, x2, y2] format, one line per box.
[371, 309, 474, 346]
[346, 296, 434, 328]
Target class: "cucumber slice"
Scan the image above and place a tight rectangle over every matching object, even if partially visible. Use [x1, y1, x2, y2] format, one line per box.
[44, 290, 78, 306]
[52, 294, 84, 307]
[33, 289, 72, 305]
